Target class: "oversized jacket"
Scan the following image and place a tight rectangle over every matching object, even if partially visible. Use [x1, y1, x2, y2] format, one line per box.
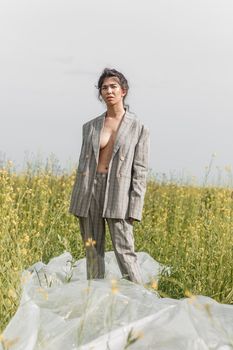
[69, 109, 150, 221]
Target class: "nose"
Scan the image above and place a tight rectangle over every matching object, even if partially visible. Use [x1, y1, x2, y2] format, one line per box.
[106, 86, 113, 94]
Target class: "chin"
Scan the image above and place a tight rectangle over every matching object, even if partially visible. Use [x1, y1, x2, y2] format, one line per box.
[106, 101, 116, 106]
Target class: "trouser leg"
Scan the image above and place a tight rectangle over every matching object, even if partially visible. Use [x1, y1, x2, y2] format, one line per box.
[78, 173, 107, 279]
[106, 218, 143, 285]
[78, 216, 105, 279]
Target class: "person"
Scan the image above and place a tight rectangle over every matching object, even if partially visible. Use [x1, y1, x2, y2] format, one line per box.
[69, 68, 150, 284]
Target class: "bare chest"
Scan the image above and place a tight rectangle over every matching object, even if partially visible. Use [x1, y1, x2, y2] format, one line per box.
[99, 118, 122, 150]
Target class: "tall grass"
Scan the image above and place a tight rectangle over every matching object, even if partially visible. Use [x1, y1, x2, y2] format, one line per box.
[0, 160, 232, 332]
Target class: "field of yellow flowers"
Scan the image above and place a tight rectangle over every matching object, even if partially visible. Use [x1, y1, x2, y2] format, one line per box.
[0, 161, 232, 331]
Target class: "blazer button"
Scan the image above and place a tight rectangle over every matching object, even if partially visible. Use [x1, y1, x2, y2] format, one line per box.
[85, 155, 89, 159]
[120, 156, 125, 161]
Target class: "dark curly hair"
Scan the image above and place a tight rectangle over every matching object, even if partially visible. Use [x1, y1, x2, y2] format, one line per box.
[97, 68, 129, 109]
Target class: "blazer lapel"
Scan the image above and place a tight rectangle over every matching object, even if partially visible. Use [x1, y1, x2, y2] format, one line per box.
[92, 112, 106, 164]
[91, 110, 134, 164]
[111, 111, 134, 159]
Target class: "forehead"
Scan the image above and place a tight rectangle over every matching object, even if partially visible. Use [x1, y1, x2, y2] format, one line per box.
[102, 76, 120, 85]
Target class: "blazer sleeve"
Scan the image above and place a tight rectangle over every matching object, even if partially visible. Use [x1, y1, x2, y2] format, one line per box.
[128, 124, 150, 221]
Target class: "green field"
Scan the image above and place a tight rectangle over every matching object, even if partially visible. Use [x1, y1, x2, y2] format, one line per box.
[0, 161, 232, 332]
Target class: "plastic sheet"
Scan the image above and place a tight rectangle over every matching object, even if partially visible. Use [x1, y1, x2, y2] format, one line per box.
[1, 251, 233, 350]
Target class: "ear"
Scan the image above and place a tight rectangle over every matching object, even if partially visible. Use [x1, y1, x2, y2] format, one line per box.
[121, 88, 127, 97]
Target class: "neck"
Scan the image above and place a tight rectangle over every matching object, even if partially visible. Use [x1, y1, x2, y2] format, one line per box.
[106, 103, 126, 119]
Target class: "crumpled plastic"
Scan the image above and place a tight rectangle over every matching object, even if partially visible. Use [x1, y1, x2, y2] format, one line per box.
[1, 251, 233, 350]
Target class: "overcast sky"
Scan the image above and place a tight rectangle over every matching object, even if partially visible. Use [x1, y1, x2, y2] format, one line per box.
[0, 0, 233, 186]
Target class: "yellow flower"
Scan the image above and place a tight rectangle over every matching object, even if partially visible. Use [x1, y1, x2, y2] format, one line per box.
[184, 290, 197, 304]
[184, 289, 193, 298]
[21, 271, 32, 285]
[38, 221, 44, 228]
[21, 248, 27, 256]
[151, 279, 158, 290]
[85, 238, 96, 247]
[0, 334, 19, 349]
[134, 330, 144, 340]
[8, 289, 17, 300]
[204, 303, 213, 318]
[22, 234, 30, 243]
[36, 288, 49, 300]
[111, 279, 119, 294]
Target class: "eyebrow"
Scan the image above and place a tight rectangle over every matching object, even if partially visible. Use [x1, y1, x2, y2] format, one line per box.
[101, 83, 119, 87]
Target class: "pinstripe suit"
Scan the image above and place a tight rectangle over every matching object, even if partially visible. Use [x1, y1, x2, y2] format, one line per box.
[69, 109, 150, 283]
[69, 110, 149, 221]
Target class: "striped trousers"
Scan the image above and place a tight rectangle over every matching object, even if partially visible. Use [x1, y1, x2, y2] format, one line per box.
[78, 172, 143, 284]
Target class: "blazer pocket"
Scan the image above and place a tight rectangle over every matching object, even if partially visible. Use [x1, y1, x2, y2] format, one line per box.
[116, 170, 132, 180]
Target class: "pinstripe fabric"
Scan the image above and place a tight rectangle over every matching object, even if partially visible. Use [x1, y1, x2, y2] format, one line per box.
[78, 172, 143, 284]
[69, 110, 150, 222]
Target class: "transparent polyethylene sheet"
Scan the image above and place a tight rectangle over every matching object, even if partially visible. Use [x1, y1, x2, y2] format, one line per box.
[1, 251, 233, 350]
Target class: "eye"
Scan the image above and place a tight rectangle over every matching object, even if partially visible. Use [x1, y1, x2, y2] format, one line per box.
[100, 84, 119, 92]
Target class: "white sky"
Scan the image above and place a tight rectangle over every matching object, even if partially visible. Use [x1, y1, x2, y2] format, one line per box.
[0, 0, 233, 185]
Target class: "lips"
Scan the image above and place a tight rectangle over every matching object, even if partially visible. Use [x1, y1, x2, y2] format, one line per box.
[107, 96, 114, 100]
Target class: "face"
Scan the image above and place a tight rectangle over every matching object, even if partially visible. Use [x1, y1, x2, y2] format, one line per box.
[100, 77, 126, 107]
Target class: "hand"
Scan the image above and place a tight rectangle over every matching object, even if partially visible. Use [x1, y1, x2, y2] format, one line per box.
[128, 217, 134, 224]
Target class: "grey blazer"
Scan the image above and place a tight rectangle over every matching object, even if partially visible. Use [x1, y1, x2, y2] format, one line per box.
[69, 110, 150, 221]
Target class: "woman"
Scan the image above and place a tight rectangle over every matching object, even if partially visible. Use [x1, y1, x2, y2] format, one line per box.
[69, 68, 150, 284]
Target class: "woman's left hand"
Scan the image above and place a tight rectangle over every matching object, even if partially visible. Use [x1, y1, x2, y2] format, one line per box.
[128, 217, 134, 224]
